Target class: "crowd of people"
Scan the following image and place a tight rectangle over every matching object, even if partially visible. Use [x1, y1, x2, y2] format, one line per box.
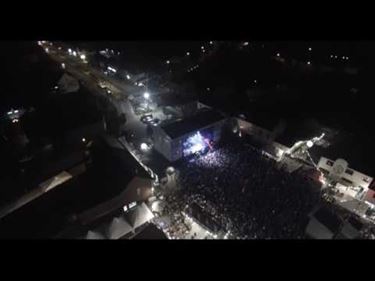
[173, 136, 321, 239]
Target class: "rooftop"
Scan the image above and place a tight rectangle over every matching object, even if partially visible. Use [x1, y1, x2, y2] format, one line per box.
[161, 110, 225, 139]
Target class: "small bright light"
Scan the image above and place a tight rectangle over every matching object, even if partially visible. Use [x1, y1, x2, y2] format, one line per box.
[201, 46, 204, 50]
[346, 56, 349, 60]
[61, 63, 65, 69]
[68, 48, 72, 54]
[243, 42, 249, 46]
[14, 110, 19, 113]
[342, 56, 345, 60]
[206, 87, 210, 91]
[209, 41, 213, 45]
[330, 55, 333, 58]
[307, 61, 311, 65]
[186, 52, 190, 56]
[276, 53, 280, 57]
[306, 140, 313, 148]
[123, 205, 128, 212]
[12, 119, 18, 123]
[254, 80, 257, 83]
[54, 86, 58, 90]
[82, 138, 86, 143]
[80, 54, 86, 60]
[202, 49, 205, 53]
[72, 51, 77, 57]
[140, 143, 148, 151]
[308, 47, 312, 51]
[166, 60, 170, 64]
[126, 74, 131, 80]
[45, 48, 49, 53]
[143, 92, 150, 99]
[138, 82, 144, 87]
[335, 55, 338, 59]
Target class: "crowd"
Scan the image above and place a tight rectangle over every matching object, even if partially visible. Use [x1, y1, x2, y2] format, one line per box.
[173, 136, 321, 239]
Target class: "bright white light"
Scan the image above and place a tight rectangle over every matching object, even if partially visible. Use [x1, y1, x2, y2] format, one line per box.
[68, 48, 72, 54]
[306, 140, 313, 148]
[201, 46, 204, 50]
[308, 47, 312, 51]
[342, 56, 345, 60]
[330, 55, 333, 58]
[61, 63, 65, 69]
[72, 51, 77, 57]
[37, 41, 42, 46]
[12, 119, 18, 123]
[276, 53, 280, 57]
[82, 138, 86, 143]
[138, 82, 144, 87]
[346, 56, 349, 60]
[335, 55, 338, 59]
[186, 52, 190, 56]
[254, 80, 257, 83]
[166, 60, 170, 64]
[14, 110, 19, 113]
[45, 48, 49, 53]
[123, 205, 128, 212]
[107, 66, 117, 73]
[140, 143, 148, 151]
[135, 82, 138, 86]
[307, 61, 311, 65]
[209, 41, 213, 45]
[143, 92, 150, 99]
[243, 42, 249, 46]
[126, 74, 131, 80]
[128, 201, 137, 209]
[80, 54, 86, 60]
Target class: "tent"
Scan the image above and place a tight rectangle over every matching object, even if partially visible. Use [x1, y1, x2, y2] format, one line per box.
[106, 216, 133, 239]
[86, 230, 106, 240]
[124, 203, 154, 230]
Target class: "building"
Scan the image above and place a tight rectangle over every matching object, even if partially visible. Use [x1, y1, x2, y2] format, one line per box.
[153, 110, 226, 162]
[317, 157, 375, 222]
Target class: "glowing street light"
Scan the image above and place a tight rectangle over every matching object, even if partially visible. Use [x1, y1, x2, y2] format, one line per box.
[72, 51, 77, 57]
[308, 47, 312, 51]
[80, 54, 86, 60]
[276, 53, 280, 57]
[307, 61, 311, 65]
[126, 74, 131, 80]
[143, 92, 150, 99]
[82, 137, 86, 143]
[166, 60, 170, 64]
[186, 52, 190, 56]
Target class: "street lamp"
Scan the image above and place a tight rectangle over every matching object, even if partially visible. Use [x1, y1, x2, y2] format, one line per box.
[80, 54, 86, 60]
[143, 92, 150, 100]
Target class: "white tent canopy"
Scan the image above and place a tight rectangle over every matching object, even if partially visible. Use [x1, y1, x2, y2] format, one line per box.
[86, 230, 106, 240]
[125, 203, 154, 230]
[106, 216, 133, 239]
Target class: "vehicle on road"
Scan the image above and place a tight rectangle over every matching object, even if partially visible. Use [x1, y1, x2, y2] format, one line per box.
[149, 118, 160, 126]
[140, 114, 153, 124]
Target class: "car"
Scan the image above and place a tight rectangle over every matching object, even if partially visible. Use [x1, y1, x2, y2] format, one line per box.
[149, 118, 160, 126]
[140, 114, 153, 124]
